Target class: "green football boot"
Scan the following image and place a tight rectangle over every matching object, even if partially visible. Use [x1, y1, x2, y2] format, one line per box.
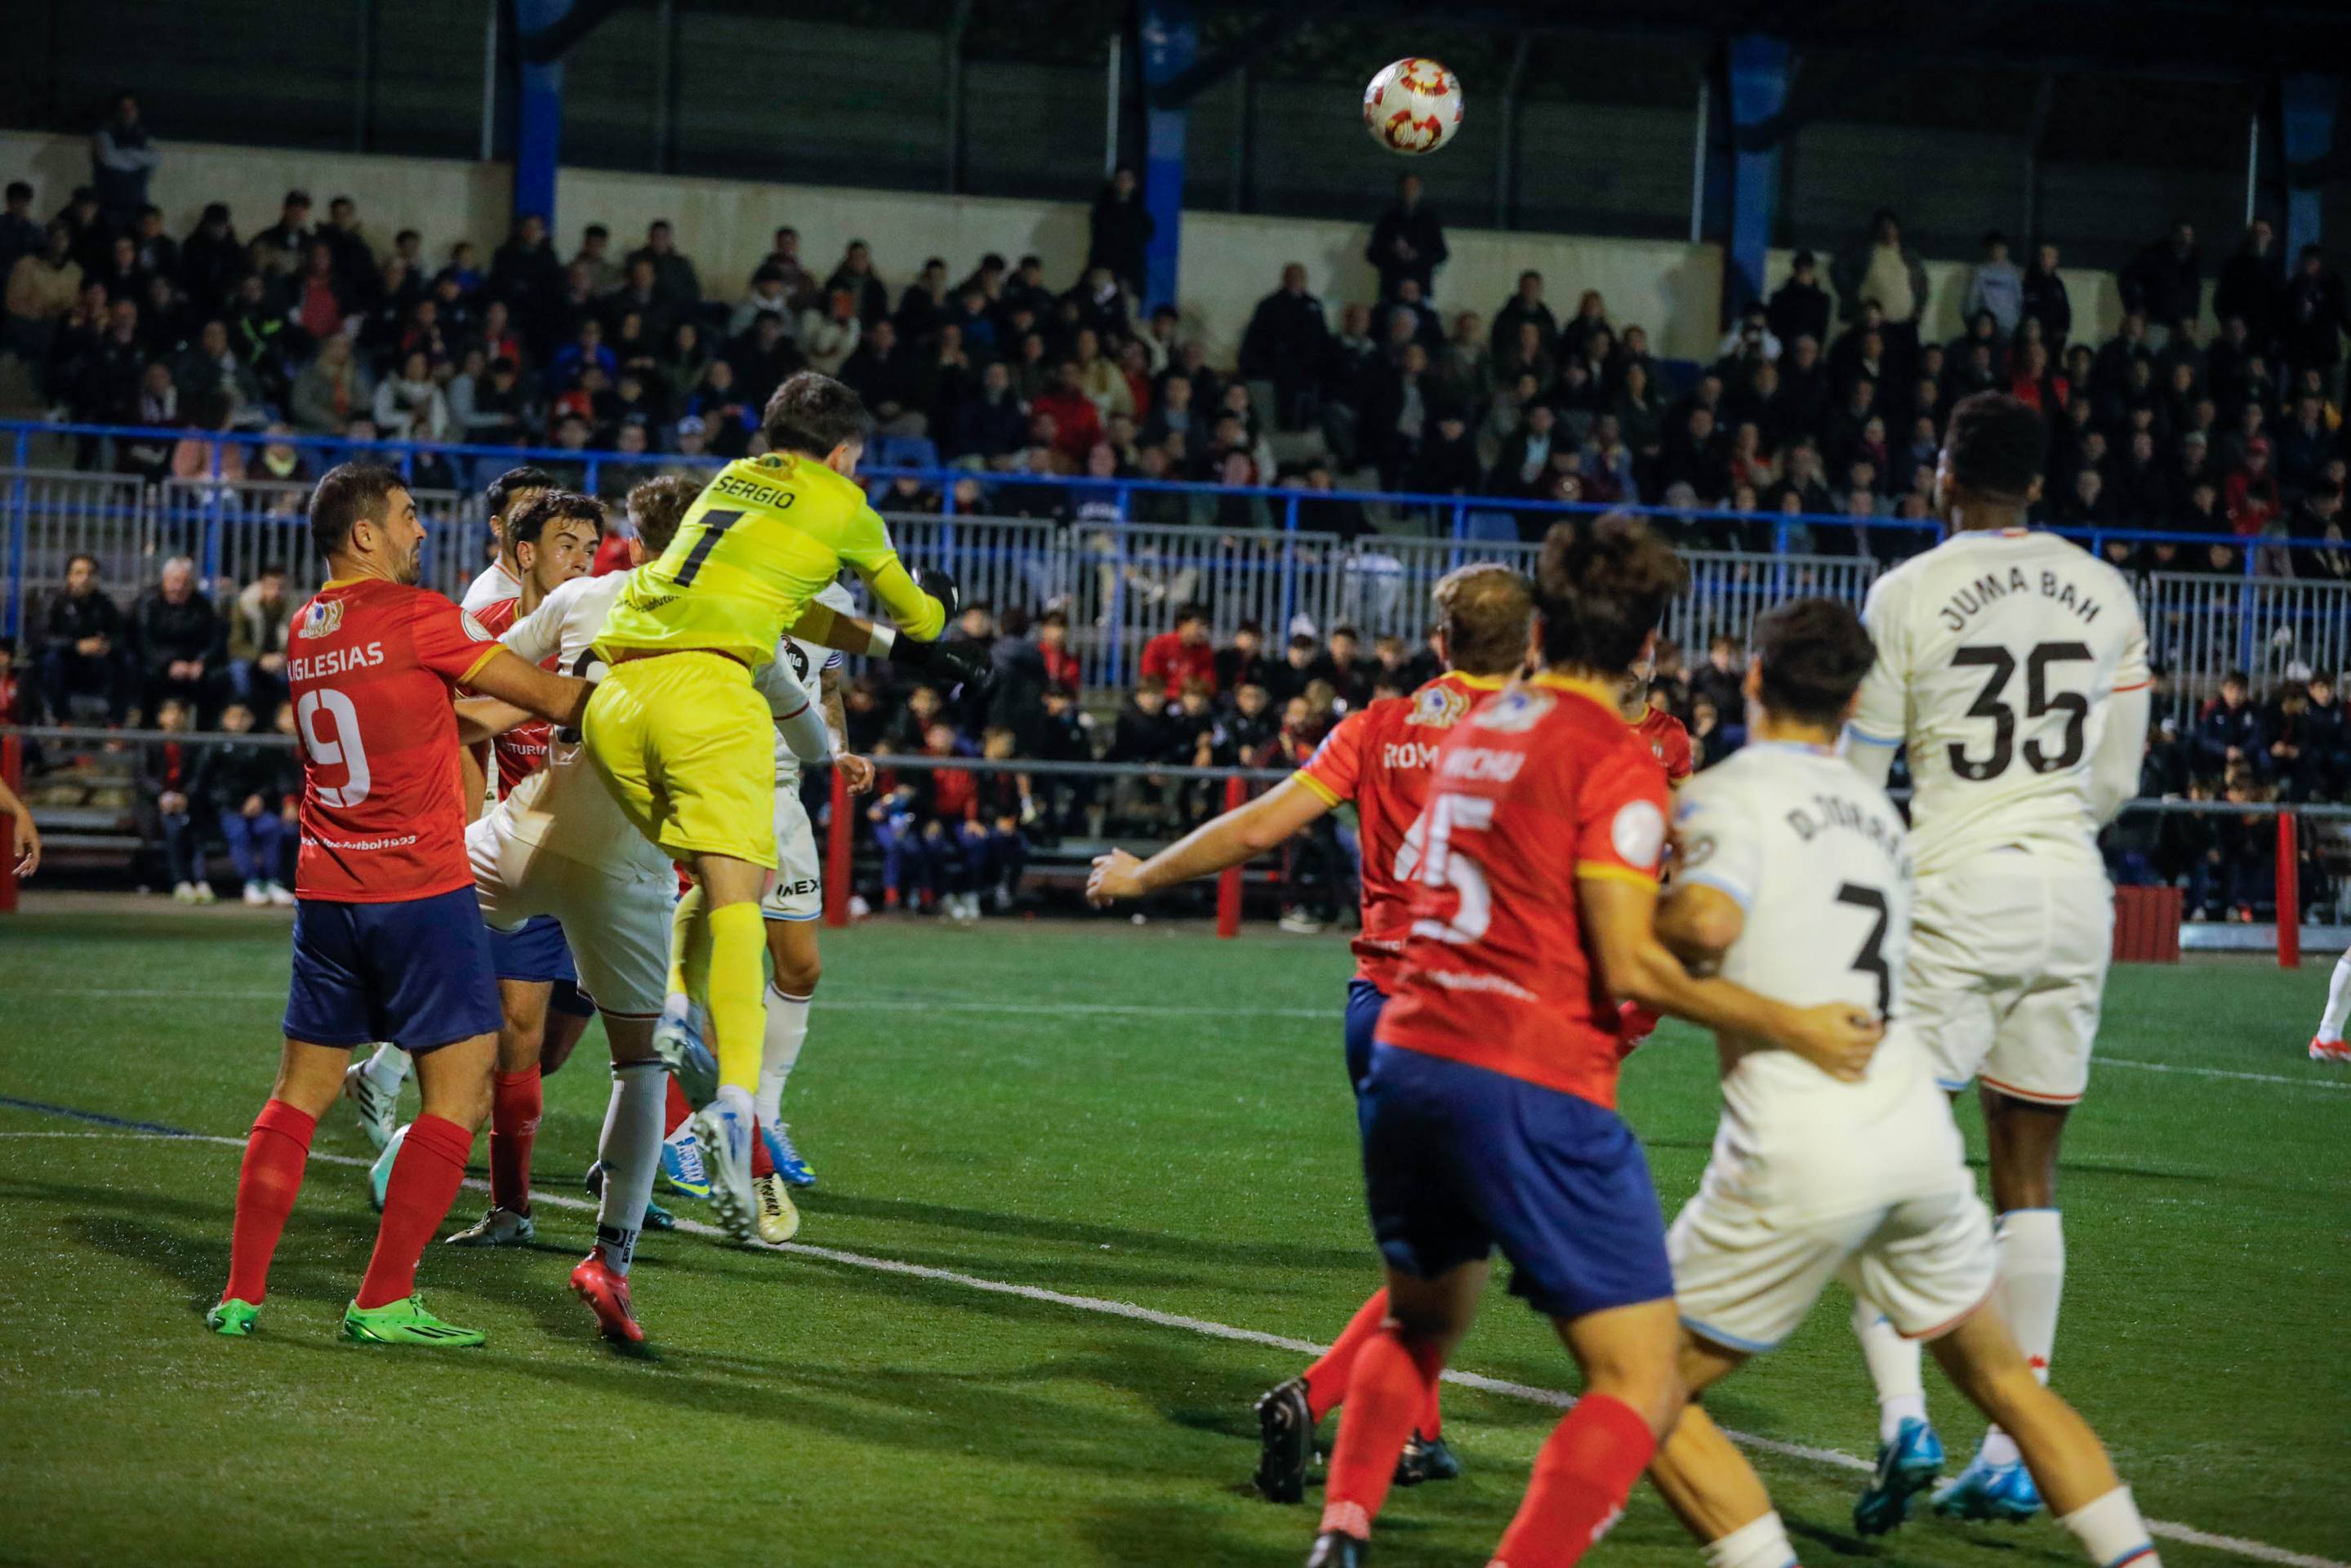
[206, 1298, 260, 1336]
[341, 1294, 485, 1348]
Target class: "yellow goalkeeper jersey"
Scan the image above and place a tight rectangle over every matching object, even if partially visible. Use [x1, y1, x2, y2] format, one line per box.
[594, 453, 946, 665]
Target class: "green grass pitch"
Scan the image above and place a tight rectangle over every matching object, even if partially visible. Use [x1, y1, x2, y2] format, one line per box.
[0, 908, 2344, 1567]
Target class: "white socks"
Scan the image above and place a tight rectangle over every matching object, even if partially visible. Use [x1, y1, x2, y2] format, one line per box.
[595, 1061, 666, 1276]
[1979, 1208, 2065, 1468]
[2059, 1486, 2159, 1568]
[2319, 956, 2351, 1044]
[363, 1041, 409, 1093]
[1851, 1294, 1927, 1444]
[756, 984, 812, 1129]
[1706, 1511, 1796, 1568]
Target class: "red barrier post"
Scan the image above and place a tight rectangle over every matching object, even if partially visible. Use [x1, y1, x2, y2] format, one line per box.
[824, 764, 853, 929]
[2277, 810, 2300, 970]
[1215, 773, 1245, 939]
[0, 733, 20, 915]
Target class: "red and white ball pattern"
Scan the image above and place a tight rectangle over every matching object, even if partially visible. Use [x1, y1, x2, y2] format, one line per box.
[1362, 57, 1463, 155]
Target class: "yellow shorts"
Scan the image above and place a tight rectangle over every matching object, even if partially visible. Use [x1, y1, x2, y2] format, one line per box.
[581, 651, 777, 869]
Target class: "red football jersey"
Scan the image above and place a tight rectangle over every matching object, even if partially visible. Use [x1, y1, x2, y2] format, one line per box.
[467, 594, 555, 797]
[1374, 674, 1672, 1110]
[1632, 706, 1693, 783]
[1294, 670, 1507, 991]
[287, 577, 501, 902]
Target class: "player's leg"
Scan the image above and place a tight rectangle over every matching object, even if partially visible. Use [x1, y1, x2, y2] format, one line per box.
[445, 973, 550, 1245]
[541, 982, 595, 1075]
[758, 786, 826, 1194]
[1314, 1258, 1486, 1552]
[2312, 942, 2351, 1062]
[342, 1040, 410, 1151]
[1645, 1337, 1804, 1568]
[683, 851, 769, 1243]
[1928, 1305, 2162, 1566]
[211, 1035, 350, 1334]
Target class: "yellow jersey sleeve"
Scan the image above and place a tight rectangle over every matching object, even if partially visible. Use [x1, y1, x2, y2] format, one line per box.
[835, 501, 946, 641]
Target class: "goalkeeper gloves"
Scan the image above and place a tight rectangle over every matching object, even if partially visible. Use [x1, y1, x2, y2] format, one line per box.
[915, 566, 961, 622]
[886, 634, 991, 691]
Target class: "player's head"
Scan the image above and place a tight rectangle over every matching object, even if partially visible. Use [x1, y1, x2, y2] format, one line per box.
[1936, 391, 2045, 529]
[310, 462, 421, 584]
[764, 371, 874, 478]
[624, 475, 700, 565]
[1531, 514, 1688, 679]
[1428, 564, 1532, 679]
[485, 466, 557, 563]
[505, 489, 603, 595]
[1744, 597, 1877, 737]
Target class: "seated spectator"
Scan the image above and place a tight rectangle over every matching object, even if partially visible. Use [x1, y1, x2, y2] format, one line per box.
[7, 218, 84, 368]
[139, 696, 212, 901]
[951, 359, 1028, 465]
[2196, 670, 2263, 778]
[372, 348, 451, 441]
[1104, 682, 1181, 831]
[729, 263, 796, 339]
[1319, 626, 1371, 710]
[203, 700, 295, 905]
[825, 239, 890, 326]
[1766, 251, 1830, 353]
[290, 332, 372, 434]
[1139, 604, 1216, 698]
[37, 552, 128, 723]
[838, 317, 924, 437]
[1031, 361, 1104, 461]
[960, 728, 1034, 912]
[225, 562, 292, 717]
[626, 219, 701, 311]
[2225, 438, 2283, 536]
[132, 555, 219, 723]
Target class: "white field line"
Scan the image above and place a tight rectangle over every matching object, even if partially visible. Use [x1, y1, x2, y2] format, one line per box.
[2, 1124, 2338, 1568]
[26, 988, 2351, 1092]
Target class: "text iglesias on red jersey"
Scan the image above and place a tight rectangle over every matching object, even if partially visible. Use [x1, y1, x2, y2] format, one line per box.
[287, 578, 501, 902]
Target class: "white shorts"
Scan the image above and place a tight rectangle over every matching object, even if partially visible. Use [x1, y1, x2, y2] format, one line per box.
[1670, 1182, 1996, 1353]
[759, 780, 823, 922]
[467, 814, 674, 1019]
[1906, 856, 2113, 1105]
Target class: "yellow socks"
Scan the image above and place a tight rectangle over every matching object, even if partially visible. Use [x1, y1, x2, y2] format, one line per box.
[704, 900, 768, 1094]
[667, 883, 713, 1002]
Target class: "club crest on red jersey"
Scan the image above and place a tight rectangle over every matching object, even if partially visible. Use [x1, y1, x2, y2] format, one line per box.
[1471, 686, 1554, 733]
[296, 599, 345, 639]
[1410, 683, 1472, 728]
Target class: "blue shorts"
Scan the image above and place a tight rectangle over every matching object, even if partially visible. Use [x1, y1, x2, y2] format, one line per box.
[1358, 1041, 1675, 1322]
[283, 885, 501, 1054]
[488, 912, 577, 987]
[1343, 978, 1388, 1096]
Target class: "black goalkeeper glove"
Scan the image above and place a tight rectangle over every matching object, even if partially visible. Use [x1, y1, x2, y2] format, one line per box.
[888, 634, 991, 692]
[915, 566, 961, 622]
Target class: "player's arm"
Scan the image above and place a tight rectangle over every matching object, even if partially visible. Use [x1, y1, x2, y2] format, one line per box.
[2089, 610, 2154, 825]
[818, 665, 875, 795]
[453, 695, 535, 746]
[464, 648, 593, 730]
[837, 504, 949, 640]
[787, 597, 986, 687]
[0, 772, 42, 876]
[1580, 877, 1880, 1081]
[1088, 777, 1334, 904]
[1841, 577, 1905, 786]
[753, 657, 833, 766]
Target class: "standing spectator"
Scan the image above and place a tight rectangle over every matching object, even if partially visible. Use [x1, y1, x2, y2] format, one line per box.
[1963, 231, 2024, 342]
[2019, 241, 2073, 351]
[250, 190, 314, 279]
[570, 221, 620, 295]
[1238, 263, 1330, 431]
[5, 220, 82, 368]
[2216, 219, 2286, 356]
[203, 701, 295, 906]
[225, 563, 292, 717]
[0, 181, 46, 285]
[626, 220, 701, 310]
[37, 553, 128, 722]
[1765, 251, 1831, 352]
[2281, 244, 2346, 390]
[1831, 208, 1930, 369]
[1139, 604, 1217, 698]
[1087, 166, 1155, 299]
[1489, 270, 1557, 360]
[90, 93, 162, 233]
[1366, 172, 1447, 300]
[131, 556, 220, 722]
[138, 697, 211, 902]
[2119, 220, 2203, 340]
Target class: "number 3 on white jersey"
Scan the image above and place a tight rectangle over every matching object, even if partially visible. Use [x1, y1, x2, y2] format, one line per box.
[1402, 792, 1497, 944]
[296, 688, 372, 807]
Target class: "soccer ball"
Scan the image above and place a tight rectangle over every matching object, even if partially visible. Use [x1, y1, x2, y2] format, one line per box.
[1362, 58, 1463, 155]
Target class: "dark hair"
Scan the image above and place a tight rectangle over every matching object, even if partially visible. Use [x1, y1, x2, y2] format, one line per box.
[762, 370, 872, 457]
[1752, 598, 1877, 728]
[257, 560, 287, 578]
[486, 465, 557, 523]
[626, 474, 701, 555]
[1533, 513, 1689, 673]
[1944, 391, 2045, 501]
[309, 462, 405, 559]
[586, 222, 609, 240]
[1432, 564, 1533, 677]
[1173, 602, 1208, 627]
[506, 489, 605, 552]
[6, 181, 33, 203]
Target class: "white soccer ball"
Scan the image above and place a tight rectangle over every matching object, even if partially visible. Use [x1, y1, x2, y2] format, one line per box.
[1362, 58, 1463, 156]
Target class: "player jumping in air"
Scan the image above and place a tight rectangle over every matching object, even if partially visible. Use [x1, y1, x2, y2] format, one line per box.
[1839, 391, 2153, 1530]
[1087, 562, 1534, 1500]
[207, 464, 590, 1345]
[583, 372, 952, 1241]
[1649, 595, 2165, 1568]
[1303, 518, 1881, 1568]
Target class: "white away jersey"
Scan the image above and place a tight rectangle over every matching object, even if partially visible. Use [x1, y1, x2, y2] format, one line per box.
[773, 581, 853, 784]
[1847, 528, 2150, 878]
[1673, 743, 1964, 1218]
[461, 558, 521, 615]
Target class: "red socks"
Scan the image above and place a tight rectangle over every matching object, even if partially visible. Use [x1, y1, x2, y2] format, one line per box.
[221, 1099, 316, 1304]
[750, 1120, 775, 1179]
[1303, 1290, 1445, 1437]
[1319, 1325, 1447, 1539]
[488, 1067, 542, 1213]
[663, 1074, 692, 1138]
[356, 1113, 474, 1309]
[1488, 1393, 1656, 1568]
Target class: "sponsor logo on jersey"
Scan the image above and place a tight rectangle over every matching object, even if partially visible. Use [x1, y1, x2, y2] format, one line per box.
[297, 599, 345, 639]
[1610, 800, 1667, 865]
[460, 609, 494, 643]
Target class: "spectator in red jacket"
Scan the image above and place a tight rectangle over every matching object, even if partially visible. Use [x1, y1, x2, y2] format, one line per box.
[1037, 609, 1082, 690]
[1138, 603, 1216, 698]
[1031, 359, 1103, 461]
[2225, 437, 2283, 537]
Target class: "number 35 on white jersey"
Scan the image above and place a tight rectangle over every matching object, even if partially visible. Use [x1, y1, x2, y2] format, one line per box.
[1847, 529, 2150, 879]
